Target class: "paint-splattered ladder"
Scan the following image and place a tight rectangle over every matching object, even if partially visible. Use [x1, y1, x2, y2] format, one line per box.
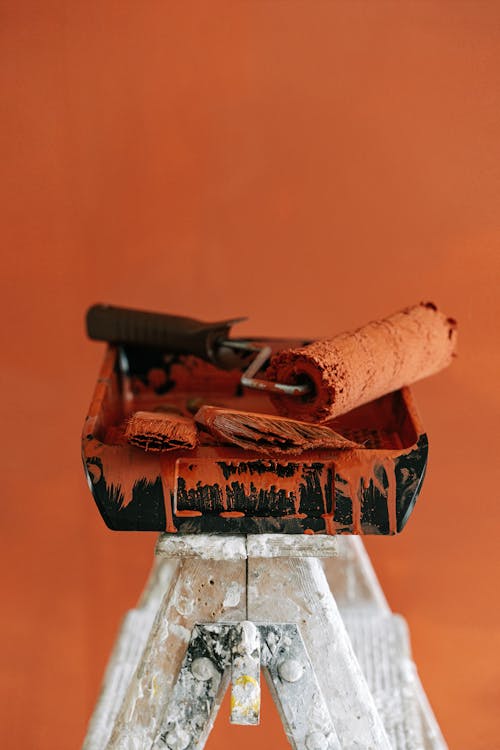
[82, 535, 447, 750]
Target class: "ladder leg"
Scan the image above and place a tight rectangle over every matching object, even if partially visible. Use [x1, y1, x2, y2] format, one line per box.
[325, 537, 448, 750]
[324, 536, 390, 613]
[83, 555, 178, 750]
[104, 555, 247, 750]
[247, 553, 392, 749]
[260, 623, 342, 750]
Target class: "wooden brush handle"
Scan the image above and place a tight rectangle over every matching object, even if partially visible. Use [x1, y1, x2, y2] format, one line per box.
[86, 304, 236, 363]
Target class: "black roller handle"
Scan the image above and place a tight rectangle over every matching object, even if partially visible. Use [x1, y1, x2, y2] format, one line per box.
[86, 304, 244, 365]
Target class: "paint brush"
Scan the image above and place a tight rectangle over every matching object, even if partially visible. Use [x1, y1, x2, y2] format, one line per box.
[194, 405, 360, 454]
[125, 411, 198, 452]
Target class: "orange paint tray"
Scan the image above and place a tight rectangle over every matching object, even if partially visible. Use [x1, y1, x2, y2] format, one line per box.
[82, 341, 427, 535]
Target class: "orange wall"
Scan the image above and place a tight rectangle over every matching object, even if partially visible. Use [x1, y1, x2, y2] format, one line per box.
[1, 2, 499, 748]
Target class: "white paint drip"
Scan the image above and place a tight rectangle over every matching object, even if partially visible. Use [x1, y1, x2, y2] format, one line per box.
[223, 581, 242, 608]
[173, 582, 194, 616]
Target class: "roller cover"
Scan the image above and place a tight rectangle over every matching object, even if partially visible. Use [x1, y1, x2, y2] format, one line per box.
[267, 302, 457, 422]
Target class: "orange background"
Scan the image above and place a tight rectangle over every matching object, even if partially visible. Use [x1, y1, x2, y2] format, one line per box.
[1, 2, 499, 748]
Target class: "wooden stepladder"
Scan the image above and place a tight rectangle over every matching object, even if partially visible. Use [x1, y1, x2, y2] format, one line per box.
[83, 534, 447, 750]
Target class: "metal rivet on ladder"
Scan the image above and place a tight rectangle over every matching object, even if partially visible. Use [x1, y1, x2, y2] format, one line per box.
[163, 727, 191, 750]
[190, 657, 217, 681]
[278, 658, 304, 683]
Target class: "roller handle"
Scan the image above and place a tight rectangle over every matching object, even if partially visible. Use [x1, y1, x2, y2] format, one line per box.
[86, 304, 241, 364]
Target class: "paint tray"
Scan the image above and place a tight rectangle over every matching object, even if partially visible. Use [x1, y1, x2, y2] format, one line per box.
[82, 341, 428, 535]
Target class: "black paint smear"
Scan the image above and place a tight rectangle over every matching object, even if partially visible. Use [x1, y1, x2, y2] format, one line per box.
[395, 433, 428, 531]
[360, 464, 390, 535]
[84, 432, 428, 534]
[334, 474, 353, 526]
[84, 456, 166, 530]
[298, 465, 327, 515]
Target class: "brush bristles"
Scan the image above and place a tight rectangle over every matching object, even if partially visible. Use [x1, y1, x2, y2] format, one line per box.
[195, 406, 360, 454]
[126, 411, 198, 452]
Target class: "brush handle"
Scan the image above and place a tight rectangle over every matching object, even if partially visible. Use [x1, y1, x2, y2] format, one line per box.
[86, 304, 237, 363]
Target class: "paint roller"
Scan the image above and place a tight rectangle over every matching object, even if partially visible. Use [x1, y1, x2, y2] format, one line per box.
[266, 302, 457, 422]
[87, 302, 457, 431]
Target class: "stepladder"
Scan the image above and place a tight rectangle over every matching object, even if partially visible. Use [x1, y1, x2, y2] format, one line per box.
[82, 534, 447, 750]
